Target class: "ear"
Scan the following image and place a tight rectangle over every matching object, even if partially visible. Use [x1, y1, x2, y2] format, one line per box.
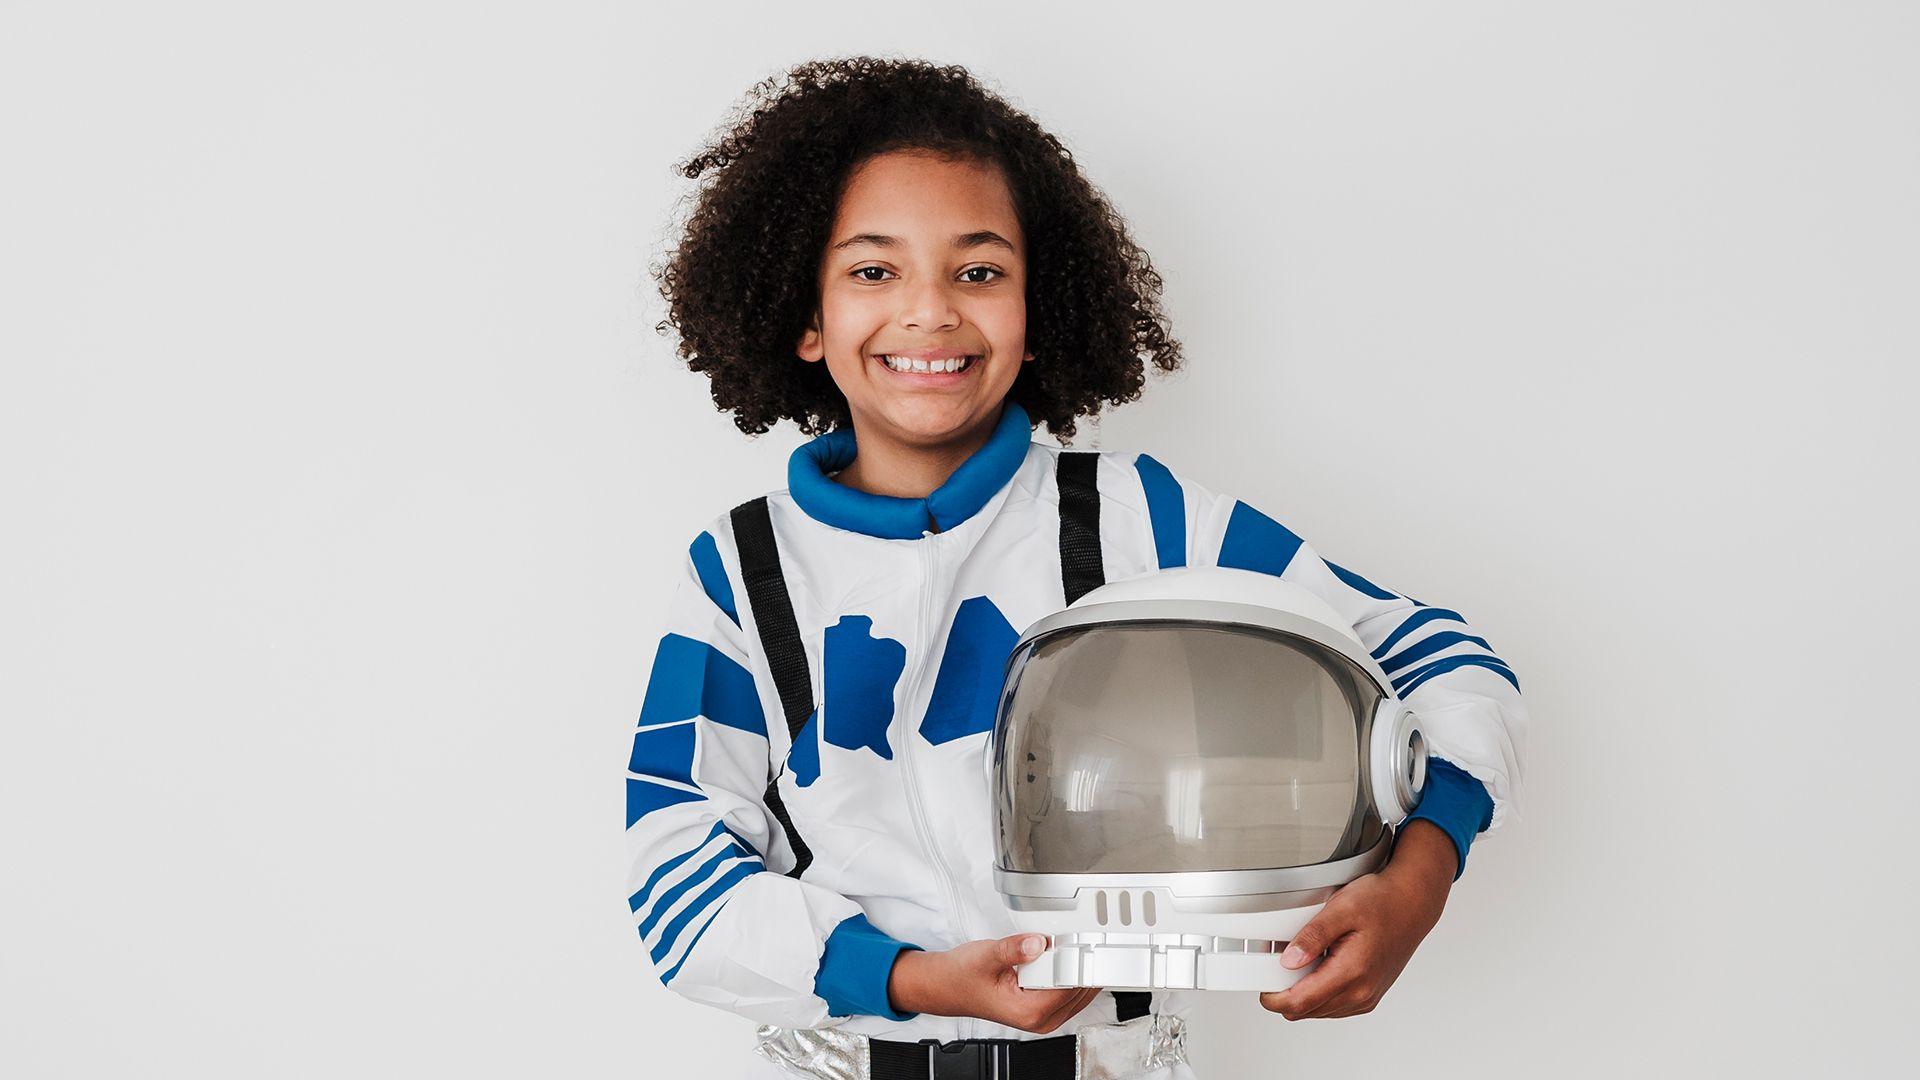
[796, 311, 825, 363]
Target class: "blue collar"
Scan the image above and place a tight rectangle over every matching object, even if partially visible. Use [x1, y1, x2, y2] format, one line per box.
[787, 403, 1033, 539]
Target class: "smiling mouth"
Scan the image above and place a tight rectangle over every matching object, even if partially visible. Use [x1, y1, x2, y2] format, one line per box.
[875, 354, 980, 375]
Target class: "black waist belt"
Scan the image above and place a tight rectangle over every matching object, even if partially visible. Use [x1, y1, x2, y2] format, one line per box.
[868, 1034, 1076, 1080]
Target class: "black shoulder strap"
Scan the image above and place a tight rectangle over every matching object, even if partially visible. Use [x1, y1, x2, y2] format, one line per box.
[1055, 451, 1154, 1024]
[1055, 451, 1105, 605]
[728, 496, 815, 879]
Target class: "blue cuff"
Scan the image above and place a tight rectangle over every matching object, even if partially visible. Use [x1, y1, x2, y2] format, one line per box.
[1403, 756, 1495, 882]
[813, 913, 923, 1020]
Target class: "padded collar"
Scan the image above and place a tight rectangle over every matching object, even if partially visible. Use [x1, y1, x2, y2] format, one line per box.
[787, 403, 1033, 539]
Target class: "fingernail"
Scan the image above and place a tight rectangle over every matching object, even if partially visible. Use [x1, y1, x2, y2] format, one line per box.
[1281, 945, 1308, 967]
[1022, 936, 1043, 960]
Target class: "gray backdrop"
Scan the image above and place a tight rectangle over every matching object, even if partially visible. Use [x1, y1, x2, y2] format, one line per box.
[5, 1, 1914, 1076]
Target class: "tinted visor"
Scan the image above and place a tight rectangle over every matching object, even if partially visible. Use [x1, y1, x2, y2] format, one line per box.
[993, 620, 1386, 875]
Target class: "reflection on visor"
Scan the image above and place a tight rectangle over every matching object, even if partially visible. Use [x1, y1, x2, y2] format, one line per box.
[993, 621, 1386, 874]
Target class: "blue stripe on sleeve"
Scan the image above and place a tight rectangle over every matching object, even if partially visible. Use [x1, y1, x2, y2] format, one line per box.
[629, 821, 733, 913]
[625, 778, 703, 828]
[638, 845, 741, 940]
[626, 721, 697, 787]
[1393, 652, 1522, 696]
[690, 531, 740, 628]
[1133, 454, 1187, 569]
[1324, 559, 1398, 600]
[638, 633, 769, 739]
[1216, 501, 1303, 578]
[1404, 756, 1495, 881]
[1378, 630, 1496, 677]
[659, 899, 731, 986]
[813, 913, 923, 1020]
[652, 860, 762, 964]
[1369, 607, 1469, 659]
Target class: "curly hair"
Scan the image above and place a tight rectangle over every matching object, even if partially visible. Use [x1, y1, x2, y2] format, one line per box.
[651, 56, 1183, 443]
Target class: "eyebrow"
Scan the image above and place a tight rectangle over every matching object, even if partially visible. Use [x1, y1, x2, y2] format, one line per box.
[830, 230, 1018, 254]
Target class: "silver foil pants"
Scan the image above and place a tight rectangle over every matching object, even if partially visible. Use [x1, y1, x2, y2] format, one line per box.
[748, 1014, 1192, 1080]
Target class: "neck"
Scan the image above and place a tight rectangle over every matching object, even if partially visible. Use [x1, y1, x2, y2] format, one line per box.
[832, 405, 1006, 505]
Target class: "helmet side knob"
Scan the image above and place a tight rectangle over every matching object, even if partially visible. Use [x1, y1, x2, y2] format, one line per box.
[1369, 703, 1427, 825]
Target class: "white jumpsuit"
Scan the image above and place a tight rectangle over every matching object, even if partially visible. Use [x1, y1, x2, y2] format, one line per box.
[623, 403, 1528, 1077]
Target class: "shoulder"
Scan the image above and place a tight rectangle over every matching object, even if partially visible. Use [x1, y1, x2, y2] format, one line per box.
[1024, 442, 1168, 505]
[1063, 444, 1229, 515]
[675, 501, 750, 562]
[677, 475, 799, 553]
[661, 490, 783, 608]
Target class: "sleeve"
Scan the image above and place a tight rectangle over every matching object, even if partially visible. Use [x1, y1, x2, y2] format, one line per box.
[1130, 454, 1529, 880]
[624, 526, 922, 1026]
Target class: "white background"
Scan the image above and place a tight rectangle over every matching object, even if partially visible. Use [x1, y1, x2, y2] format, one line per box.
[4, 2, 1916, 1076]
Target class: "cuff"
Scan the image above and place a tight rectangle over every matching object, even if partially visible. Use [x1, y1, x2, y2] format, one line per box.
[1403, 756, 1495, 882]
[813, 913, 923, 1020]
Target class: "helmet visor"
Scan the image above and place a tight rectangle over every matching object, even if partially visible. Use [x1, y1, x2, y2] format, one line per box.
[993, 620, 1386, 875]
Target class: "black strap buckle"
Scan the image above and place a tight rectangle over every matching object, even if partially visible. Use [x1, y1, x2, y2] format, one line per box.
[916, 1037, 1012, 1080]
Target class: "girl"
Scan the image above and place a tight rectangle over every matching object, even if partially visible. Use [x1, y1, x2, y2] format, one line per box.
[629, 57, 1527, 1079]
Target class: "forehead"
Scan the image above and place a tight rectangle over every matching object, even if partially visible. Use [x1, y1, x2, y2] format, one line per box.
[829, 150, 1022, 247]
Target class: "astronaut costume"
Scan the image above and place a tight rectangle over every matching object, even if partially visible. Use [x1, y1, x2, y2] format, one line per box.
[623, 402, 1528, 1078]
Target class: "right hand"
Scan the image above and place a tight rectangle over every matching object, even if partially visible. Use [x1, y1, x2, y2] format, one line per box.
[887, 933, 1104, 1033]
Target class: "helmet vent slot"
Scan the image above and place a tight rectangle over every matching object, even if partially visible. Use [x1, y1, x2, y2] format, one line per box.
[1094, 890, 1109, 925]
[1118, 890, 1133, 926]
[1142, 891, 1158, 926]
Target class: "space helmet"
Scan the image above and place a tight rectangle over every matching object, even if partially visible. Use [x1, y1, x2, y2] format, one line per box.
[989, 565, 1428, 992]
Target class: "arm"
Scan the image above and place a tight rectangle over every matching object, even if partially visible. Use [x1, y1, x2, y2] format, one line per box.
[1133, 454, 1530, 1018]
[887, 936, 1106, 1034]
[624, 528, 919, 1027]
[1137, 453, 1527, 874]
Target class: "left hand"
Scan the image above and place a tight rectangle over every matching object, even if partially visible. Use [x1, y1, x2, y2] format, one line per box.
[1258, 819, 1456, 1020]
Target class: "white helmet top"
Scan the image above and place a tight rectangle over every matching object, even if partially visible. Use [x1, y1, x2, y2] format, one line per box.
[1064, 565, 1366, 648]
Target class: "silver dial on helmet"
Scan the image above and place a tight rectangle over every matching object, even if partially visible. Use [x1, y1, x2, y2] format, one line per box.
[1369, 702, 1428, 826]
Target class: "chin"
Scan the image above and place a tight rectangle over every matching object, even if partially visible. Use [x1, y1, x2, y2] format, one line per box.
[874, 400, 992, 444]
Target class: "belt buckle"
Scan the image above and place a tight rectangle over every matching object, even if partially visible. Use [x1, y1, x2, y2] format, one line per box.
[917, 1038, 1011, 1080]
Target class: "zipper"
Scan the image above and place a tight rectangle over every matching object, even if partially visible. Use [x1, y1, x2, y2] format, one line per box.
[895, 538, 979, 1035]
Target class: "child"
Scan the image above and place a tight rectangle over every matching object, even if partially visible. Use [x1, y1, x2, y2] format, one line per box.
[629, 57, 1527, 1079]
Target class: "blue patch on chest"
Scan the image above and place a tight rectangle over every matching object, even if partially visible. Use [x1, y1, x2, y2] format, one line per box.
[920, 596, 1019, 745]
[788, 708, 822, 787]
[820, 615, 905, 762]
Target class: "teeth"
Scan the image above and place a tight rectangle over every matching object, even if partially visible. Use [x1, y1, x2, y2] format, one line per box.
[879, 355, 976, 373]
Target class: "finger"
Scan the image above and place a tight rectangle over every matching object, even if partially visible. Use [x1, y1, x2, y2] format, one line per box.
[1302, 983, 1379, 1021]
[1298, 938, 1386, 1021]
[1325, 990, 1384, 1020]
[1061, 987, 1105, 1026]
[996, 932, 1048, 972]
[1292, 927, 1394, 1021]
[1027, 985, 1102, 1034]
[1260, 931, 1365, 1020]
[1280, 904, 1355, 971]
[1032, 986, 1099, 1033]
[1005, 988, 1068, 1034]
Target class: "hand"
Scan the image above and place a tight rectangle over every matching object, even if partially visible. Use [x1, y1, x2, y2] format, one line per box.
[1259, 819, 1457, 1020]
[888, 933, 1104, 1033]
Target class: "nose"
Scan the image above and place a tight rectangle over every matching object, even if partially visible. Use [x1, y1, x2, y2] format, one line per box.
[895, 274, 961, 333]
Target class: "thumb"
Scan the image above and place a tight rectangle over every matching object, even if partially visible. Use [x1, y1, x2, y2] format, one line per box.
[1281, 909, 1345, 969]
[998, 933, 1047, 968]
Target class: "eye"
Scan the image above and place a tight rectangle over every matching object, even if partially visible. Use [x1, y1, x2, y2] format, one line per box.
[960, 265, 1003, 283]
[852, 265, 894, 282]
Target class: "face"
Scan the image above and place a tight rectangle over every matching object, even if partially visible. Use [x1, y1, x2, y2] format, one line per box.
[797, 149, 1032, 452]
